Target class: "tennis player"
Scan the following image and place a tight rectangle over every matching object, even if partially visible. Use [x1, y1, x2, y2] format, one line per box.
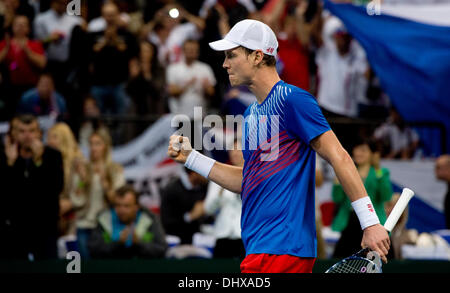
[167, 19, 390, 273]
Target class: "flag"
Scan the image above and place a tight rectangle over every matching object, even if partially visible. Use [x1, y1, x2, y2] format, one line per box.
[323, 0, 450, 155]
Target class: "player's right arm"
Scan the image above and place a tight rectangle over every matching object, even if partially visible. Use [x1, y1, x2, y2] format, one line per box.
[167, 135, 243, 193]
[311, 130, 390, 262]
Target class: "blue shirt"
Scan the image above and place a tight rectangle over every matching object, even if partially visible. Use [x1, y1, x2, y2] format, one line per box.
[111, 209, 142, 248]
[241, 80, 331, 258]
[18, 88, 67, 116]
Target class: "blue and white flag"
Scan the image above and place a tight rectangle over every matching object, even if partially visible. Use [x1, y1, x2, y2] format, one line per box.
[323, 0, 450, 155]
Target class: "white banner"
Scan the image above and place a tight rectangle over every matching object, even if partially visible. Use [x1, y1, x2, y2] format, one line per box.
[316, 159, 447, 213]
[380, 159, 447, 212]
[381, 3, 450, 27]
[112, 114, 176, 168]
[109, 114, 182, 212]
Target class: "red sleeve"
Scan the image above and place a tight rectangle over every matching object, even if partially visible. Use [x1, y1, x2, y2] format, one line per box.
[28, 40, 45, 55]
[0, 40, 5, 51]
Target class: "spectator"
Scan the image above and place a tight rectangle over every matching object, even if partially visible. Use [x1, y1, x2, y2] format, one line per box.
[78, 95, 107, 152]
[61, 1, 91, 121]
[33, 0, 84, 94]
[266, 0, 311, 91]
[17, 72, 67, 118]
[199, 0, 256, 23]
[0, 116, 17, 257]
[87, 0, 129, 33]
[88, 1, 138, 115]
[68, 127, 125, 258]
[0, 0, 35, 39]
[358, 67, 390, 120]
[126, 40, 165, 117]
[332, 138, 393, 258]
[65, 0, 90, 89]
[166, 39, 216, 119]
[197, 1, 248, 111]
[435, 154, 450, 229]
[46, 122, 85, 236]
[160, 167, 209, 245]
[374, 107, 420, 159]
[313, 15, 368, 118]
[116, 1, 145, 36]
[88, 184, 168, 259]
[309, 11, 370, 150]
[144, 3, 205, 66]
[0, 114, 63, 260]
[0, 14, 46, 119]
[198, 0, 263, 107]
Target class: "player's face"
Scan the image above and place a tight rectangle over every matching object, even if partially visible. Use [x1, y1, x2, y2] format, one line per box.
[223, 47, 254, 87]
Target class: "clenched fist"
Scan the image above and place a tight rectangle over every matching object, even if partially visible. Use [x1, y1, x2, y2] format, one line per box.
[167, 135, 192, 164]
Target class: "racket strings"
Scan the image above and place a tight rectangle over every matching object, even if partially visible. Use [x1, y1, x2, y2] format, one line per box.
[327, 258, 378, 273]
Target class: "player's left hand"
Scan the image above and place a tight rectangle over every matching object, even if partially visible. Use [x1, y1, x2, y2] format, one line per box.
[361, 224, 390, 263]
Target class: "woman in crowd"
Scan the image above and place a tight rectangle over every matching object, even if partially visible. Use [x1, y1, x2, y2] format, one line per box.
[69, 127, 125, 258]
[47, 122, 85, 237]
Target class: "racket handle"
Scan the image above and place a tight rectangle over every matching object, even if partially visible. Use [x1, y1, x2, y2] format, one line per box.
[383, 188, 414, 232]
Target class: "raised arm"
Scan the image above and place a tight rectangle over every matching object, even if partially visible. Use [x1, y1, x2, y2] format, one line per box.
[311, 130, 391, 262]
[167, 135, 243, 193]
[22, 41, 47, 69]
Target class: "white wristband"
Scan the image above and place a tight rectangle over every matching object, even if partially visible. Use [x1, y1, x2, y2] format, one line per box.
[351, 196, 380, 230]
[184, 149, 216, 178]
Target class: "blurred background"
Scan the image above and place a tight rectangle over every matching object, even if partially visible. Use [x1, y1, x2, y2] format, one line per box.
[0, 0, 450, 273]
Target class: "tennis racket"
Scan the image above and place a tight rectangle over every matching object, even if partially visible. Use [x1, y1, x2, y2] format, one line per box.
[325, 188, 415, 273]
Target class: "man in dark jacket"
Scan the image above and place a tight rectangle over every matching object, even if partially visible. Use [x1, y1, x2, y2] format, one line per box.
[160, 168, 209, 244]
[0, 114, 63, 260]
[88, 1, 138, 115]
[88, 185, 167, 259]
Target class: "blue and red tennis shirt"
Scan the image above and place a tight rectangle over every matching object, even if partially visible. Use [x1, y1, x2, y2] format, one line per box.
[241, 80, 331, 258]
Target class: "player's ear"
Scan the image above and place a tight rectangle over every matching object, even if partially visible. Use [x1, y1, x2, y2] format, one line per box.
[253, 50, 264, 67]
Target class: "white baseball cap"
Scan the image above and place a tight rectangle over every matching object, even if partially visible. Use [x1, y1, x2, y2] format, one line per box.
[209, 19, 278, 56]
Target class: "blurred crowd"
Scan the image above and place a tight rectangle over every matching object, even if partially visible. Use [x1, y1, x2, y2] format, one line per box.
[0, 0, 424, 150]
[0, 0, 446, 262]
